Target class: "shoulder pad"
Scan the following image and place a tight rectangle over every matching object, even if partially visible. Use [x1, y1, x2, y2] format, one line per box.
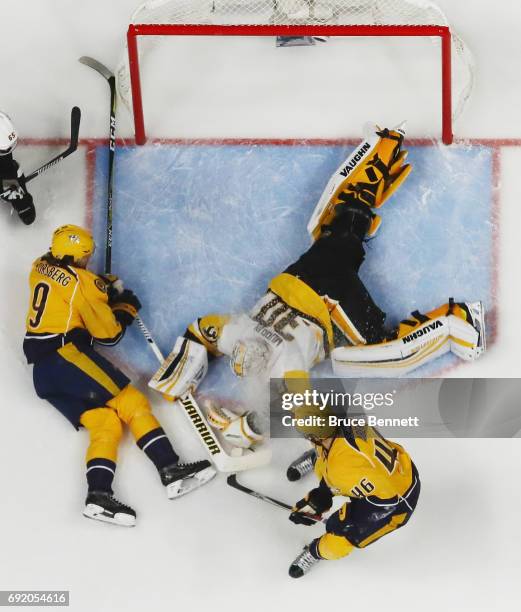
[77, 268, 108, 297]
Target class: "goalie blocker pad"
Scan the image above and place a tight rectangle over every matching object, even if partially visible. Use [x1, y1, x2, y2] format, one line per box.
[149, 336, 208, 399]
[331, 302, 486, 377]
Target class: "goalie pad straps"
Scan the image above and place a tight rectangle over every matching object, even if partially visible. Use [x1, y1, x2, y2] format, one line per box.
[148, 336, 208, 399]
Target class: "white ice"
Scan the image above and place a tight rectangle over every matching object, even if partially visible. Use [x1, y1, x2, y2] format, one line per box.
[1, 2, 520, 611]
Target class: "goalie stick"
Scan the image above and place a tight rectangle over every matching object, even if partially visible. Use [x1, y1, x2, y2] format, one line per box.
[79, 57, 270, 473]
[226, 473, 325, 523]
[1, 106, 81, 200]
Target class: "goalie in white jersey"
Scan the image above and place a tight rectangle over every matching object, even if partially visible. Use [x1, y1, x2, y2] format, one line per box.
[149, 123, 485, 446]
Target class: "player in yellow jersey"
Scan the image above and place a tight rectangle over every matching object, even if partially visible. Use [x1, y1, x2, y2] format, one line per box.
[287, 406, 420, 578]
[24, 225, 215, 527]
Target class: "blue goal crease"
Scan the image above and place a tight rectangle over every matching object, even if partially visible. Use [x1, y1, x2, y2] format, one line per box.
[90, 143, 495, 388]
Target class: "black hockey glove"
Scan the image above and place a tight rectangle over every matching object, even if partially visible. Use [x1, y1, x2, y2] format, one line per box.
[111, 289, 142, 328]
[289, 480, 333, 526]
[100, 274, 124, 303]
[2, 182, 35, 225]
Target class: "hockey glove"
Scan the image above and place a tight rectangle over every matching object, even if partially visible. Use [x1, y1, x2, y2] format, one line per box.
[2, 182, 35, 225]
[111, 289, 142, 328]
[289, 480, 333, 526]
[100, 274, 125, 303]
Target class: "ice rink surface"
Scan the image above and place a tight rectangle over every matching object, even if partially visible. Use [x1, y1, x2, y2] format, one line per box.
[1, 1, 521, 611]
[94, 142, 495, 386]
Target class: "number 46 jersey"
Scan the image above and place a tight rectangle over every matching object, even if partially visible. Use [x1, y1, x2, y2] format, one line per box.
[315, 426, 416, 503]
[24, 255, 123, 363]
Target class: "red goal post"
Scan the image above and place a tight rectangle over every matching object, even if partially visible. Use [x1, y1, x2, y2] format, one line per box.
[126, 22, 453, 145]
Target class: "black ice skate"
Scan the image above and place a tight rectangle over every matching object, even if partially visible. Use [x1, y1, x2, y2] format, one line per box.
[287, 448, 317, 481]
[160, 460, 216, 499]
[83, 491, 136, 527]
[289, 545, 321, 579]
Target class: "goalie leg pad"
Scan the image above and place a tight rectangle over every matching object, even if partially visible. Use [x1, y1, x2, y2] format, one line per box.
[375, 163, 412, 209]
[332, 315, 451, 377]
[307, 122, 408, 241]
[148, 337, 208, 400]
[449, 301, 486, 360]
[332, 301, 486, 377]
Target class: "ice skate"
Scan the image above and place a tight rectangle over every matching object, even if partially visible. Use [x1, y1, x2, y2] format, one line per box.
[287, 448, 316, 481]
[83, 491, 136, 527]
[160, 460, 216, 499]
[289, 545, 321, 579]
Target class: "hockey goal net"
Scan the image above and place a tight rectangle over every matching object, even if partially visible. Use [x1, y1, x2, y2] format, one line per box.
[118, 0, 474, 145]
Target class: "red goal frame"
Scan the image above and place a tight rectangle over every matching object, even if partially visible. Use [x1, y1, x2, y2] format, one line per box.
[126, 23, 453, 145]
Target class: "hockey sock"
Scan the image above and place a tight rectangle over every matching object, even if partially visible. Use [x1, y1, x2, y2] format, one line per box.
[136, 427, 179, 470]
[309, 539, 324, 560]
[86, 458, 116, 493]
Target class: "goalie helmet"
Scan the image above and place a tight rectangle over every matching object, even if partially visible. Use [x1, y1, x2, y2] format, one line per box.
[51, 224, 95, 263]
[0, 111, 18, 156]
[230, 338, 270, 378]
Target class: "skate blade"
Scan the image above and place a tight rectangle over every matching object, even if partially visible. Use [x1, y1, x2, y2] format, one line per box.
[166, 466, 217, 500]
[83, 504, 136, 527]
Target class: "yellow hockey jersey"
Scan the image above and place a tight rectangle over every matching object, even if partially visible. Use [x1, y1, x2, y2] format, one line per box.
[24, 255, 123, 362]
[314, 426, 415, 503]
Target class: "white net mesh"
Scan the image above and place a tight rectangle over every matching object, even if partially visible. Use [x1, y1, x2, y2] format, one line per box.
[125, 0, 457, 26]
[117, 0, 474, 128]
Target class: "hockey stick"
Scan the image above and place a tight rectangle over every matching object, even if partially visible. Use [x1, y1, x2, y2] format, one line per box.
[79, 57, 115, 273]
[226, 473, 325, 523]
[1, 106, 81, 199]
[177, 394, 271, 472]
[79, 56, 164, 360]
[78, 57, 270, 472]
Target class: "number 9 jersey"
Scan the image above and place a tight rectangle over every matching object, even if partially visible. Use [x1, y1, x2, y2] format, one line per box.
[24, 255, 124, 364]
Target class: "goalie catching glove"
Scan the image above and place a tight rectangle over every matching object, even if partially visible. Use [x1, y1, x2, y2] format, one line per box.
[205, 400, 264, 449]
[289, 480, 333, 526]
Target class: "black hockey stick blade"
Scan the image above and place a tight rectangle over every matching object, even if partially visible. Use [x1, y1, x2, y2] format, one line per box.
[227, 473, 324, 523]
[68, 105, 81, 151]
[227, 474, 293, 511]
[22, 106, 81, 184]
[79, 56, 115, 81]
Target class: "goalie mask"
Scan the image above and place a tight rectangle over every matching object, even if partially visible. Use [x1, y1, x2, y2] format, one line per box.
[230, 338, 270, 378]
[0, 111, 18, 156]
